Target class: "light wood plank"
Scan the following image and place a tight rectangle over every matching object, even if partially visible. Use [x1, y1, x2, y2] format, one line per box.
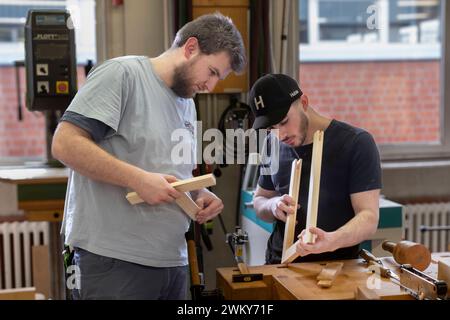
[175, 193, 201, 221]
[32, 245, 51, 299]
[126, 174, 216, 205]
[0, 287, 36, 300]
[282, 240, 301, 264]
[304, 131, 324, 244]
[282, 160, 302, 262]
[170, 174, 216, 192]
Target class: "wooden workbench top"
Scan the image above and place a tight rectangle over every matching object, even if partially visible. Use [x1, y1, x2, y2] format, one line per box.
[0, 167, 69, 185]
[216, 253, 449, 300]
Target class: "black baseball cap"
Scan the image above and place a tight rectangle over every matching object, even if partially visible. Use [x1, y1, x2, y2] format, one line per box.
[249, 74, 302, 130]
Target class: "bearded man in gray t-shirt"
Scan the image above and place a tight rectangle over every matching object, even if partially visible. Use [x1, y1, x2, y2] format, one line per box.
[52, 13, 246, 300]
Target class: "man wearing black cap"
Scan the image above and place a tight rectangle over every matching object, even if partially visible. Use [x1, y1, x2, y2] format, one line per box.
[251, 74, 382, 264]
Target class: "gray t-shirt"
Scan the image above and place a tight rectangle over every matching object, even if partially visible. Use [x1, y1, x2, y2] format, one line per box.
[61, 56, 197, 267]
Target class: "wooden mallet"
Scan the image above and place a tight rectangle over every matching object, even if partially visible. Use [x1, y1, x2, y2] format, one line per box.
[382, 240, 431, 271]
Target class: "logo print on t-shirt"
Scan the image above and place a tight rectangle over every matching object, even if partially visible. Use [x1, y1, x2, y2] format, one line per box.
[184, 121, 195, 138]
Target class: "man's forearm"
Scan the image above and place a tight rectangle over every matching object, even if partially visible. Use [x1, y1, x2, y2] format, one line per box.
[253, 196, 276, 222]
[330, 209, 378, 251]
[53, 131, 143, 190]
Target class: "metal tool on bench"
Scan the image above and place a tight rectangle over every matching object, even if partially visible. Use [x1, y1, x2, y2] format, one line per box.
[359, 249, 448, 300]
[226, 226, 263, 283]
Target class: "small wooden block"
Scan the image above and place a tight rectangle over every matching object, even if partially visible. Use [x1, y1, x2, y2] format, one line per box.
[316, 262, 343, 288]
[238, 262, 250, 275]
[170, 174, 216, 192]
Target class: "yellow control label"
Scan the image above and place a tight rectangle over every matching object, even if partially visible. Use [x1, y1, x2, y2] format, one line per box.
[56, 81, 69, 94]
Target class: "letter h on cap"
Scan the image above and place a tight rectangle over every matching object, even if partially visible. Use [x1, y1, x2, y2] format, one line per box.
[254, 96, 265, 110]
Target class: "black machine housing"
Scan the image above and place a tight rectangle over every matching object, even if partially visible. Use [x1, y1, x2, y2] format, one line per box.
[25, 10, 77, 111]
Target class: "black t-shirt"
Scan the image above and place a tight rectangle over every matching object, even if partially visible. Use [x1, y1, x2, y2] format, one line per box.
[258, 119, 382, 264]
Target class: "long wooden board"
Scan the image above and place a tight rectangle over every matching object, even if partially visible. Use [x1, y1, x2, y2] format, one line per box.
[281, 159, 302, 264]
[304, 130, 324, 244]
[282, 130, 324, 263]
[126, 174, 216, 205]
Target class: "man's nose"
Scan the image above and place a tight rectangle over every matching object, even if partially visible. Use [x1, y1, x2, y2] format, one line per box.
[278, 129, 287, 141]
[205, 77, 219, 92]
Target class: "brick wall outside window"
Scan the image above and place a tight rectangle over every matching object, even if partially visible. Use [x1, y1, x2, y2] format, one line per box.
[0, 61, 441, 159]
[0, 66, 86, 159]
[299, 61, 440, 144]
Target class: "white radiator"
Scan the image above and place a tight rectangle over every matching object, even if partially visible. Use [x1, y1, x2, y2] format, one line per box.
[0, 221, 49, 290]
[404, 202, 450, 252]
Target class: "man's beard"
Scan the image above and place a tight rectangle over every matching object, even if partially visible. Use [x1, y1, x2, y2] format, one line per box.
[171, 61, 195, 98]
[297, 110, 309, 146]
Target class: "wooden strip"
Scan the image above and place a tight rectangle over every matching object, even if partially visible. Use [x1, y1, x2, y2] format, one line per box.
[282, 160, 302, 257]
[25, 210, 63, 222]
[18, 199, 65, 211]
[0, 287, 36, 300]
[175, 193, 201, 220]
[282, 240, 301, 264]
[170, 174, 216, 192]
[238, 262, 250, 275]
[32, 245, 51, 299]
[126, 174, 216, 205]
[304, 131, 324, 244]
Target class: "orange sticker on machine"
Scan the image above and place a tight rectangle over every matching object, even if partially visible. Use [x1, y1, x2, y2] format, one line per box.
[56, 81, 69, 94]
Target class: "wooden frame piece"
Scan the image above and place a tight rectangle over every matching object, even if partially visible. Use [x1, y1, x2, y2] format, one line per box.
[126, 174, 216, 205]
[126, 174, 216, 220]
[175, 193, 201, 221]
[282, 130, 324, 264]
[304, 130, 324, 244]
[281, 159, 302, 264]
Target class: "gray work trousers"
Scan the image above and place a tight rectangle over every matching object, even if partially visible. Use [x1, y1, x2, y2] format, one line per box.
[71, 247, 187, 300]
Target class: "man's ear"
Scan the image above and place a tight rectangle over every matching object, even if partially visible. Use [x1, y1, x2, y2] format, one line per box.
[183, 37, 200, 59]
[300, 94, 309, 111]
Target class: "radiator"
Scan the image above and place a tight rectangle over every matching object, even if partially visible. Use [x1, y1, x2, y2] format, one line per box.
[0, 221, 49, 290]
[404, 202, 450, 252]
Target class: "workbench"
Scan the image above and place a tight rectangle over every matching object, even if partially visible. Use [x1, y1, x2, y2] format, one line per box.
[216, 253, 448, 300]
[0, 167, 68, 221]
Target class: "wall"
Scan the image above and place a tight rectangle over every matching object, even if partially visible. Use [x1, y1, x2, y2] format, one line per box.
[96, 0, 166, 62]
[300, 61, 440, 144]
